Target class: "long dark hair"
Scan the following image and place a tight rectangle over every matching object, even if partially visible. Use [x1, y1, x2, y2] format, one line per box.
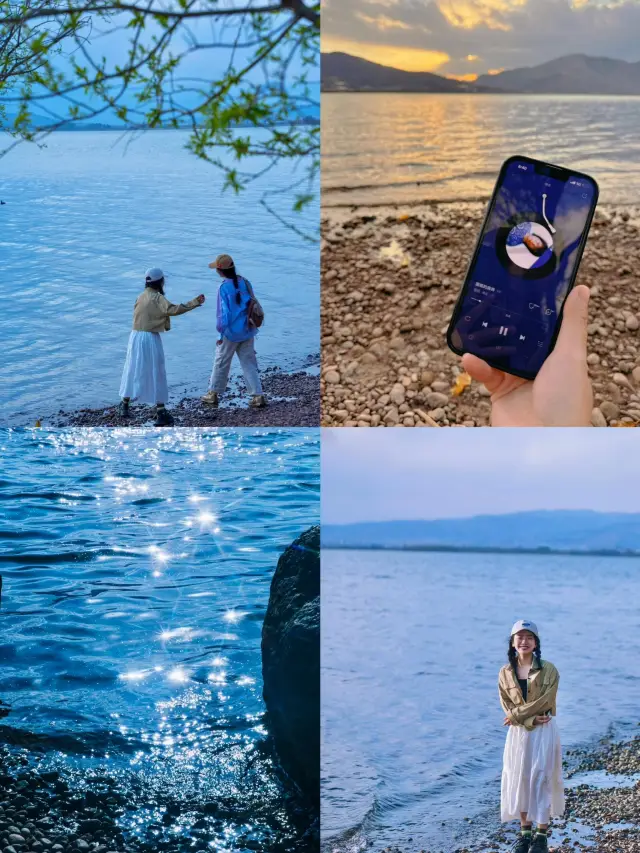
[508, 636, 542, 671]
[146, 278, 165, 295]
[225, 264, 242, 306]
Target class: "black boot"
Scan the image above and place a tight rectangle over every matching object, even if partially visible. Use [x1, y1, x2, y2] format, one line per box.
[528, 832, 549, 853]
[511, 831, 533, 853]
[154, 407, 175, 427]
[119, 400, 131, 418]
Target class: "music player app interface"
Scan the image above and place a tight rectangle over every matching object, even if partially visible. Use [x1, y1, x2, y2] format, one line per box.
[449, 158, 597, 376]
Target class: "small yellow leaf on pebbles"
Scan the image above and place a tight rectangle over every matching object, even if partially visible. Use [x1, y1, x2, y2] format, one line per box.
[398, 213, 410, 222]
[451, 373, 472, 396]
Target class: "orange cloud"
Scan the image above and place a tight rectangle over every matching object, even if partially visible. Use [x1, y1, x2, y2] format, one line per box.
[446, 72, 480, 81]
[356, 12, 411, 31]
[321, 36, 451, 73]
[487, 67, 505, 75]
[466, 54, 480, 61]
[437, 0, 528, 31]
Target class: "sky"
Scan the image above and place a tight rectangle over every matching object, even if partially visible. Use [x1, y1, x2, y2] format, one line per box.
[322, 0, 640, 79]
[321, 428, 640, 523]
[1, 6, 319, 123]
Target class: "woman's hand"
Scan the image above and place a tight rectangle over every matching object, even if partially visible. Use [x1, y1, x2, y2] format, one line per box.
[197, 294, 205, 305]
[503, 716, 513, 727]
[533, 715, 552, 726]
[462, 285, 593, 427]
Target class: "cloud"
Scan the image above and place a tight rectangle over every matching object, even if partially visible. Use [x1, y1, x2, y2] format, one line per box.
[356, 12, 412, 30]
[321, 36, 451, 72]
[437, 0, 528, 31]
[321, 429, 640, 524]
[323, 0, 640, 78]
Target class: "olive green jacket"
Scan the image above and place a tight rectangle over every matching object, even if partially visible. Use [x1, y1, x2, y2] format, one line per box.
[132, 289, 201, 333]
[499, 658, 559, 732]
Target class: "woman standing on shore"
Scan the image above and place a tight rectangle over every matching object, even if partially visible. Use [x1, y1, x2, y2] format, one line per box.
[499, 620, 564, 853]
[201, 253, 266, 409]
[119, 268, 204, 426]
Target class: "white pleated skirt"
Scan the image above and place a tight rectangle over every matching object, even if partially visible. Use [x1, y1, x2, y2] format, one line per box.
[501, 718, 565, 825]
[119, 331, 169, 404]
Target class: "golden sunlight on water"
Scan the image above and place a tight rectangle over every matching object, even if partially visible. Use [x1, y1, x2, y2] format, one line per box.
[323, 94, 640, 206]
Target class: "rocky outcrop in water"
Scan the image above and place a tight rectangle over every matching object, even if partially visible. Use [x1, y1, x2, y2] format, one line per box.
[261, 526, 320, 806]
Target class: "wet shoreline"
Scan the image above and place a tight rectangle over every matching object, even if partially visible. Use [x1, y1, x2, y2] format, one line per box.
[367, 734, 640, 853]
[38, 358, 320, 428]
[0, 740, 318, 853]
[321, 203, 640, 427]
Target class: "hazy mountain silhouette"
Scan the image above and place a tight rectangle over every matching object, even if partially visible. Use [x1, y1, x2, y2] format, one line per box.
[322, 510, 640, 553]
[321, 52, 494, 93]
[478, 54, 640, 94]
[323, 51, 640, 96]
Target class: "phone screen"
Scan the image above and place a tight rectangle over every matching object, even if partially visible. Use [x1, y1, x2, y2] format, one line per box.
[447, 157, 598, 378]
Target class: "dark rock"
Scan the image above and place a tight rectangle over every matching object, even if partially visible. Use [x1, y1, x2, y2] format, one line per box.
[261, 526, 320, 807]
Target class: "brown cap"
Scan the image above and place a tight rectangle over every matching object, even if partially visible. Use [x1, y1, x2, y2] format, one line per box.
[208, 253, 234, 271]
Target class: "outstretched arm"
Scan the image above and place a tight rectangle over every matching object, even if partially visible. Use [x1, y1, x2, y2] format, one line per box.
[165, 295, 203, 317]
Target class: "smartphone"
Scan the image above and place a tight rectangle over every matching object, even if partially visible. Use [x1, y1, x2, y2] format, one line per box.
[447, 156, 599, 380]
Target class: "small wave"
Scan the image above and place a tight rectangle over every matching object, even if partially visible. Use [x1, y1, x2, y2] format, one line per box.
[0, 491, 96, 502]
[0, 723, 142, 755]
[0, 530, 61, 540]
[0, 547, 132, 564]
[323, 169, 498, 195]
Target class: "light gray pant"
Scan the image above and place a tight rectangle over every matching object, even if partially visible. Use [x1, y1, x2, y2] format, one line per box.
[209, 337, 263, 395]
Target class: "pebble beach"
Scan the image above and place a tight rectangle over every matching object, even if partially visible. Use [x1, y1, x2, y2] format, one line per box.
[45, 362, 320, 428]
[368, 736, 639, 853]
[321, 203, 640, 427]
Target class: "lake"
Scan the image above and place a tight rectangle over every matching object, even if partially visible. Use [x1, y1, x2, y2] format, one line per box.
[322, 94, 640, 207]
[0, 427, 320, 851]
[321, 548, 640, 852]
[0, 130, 319, 424]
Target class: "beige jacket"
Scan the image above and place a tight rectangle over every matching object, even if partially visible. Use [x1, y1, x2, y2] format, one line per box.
[132, 288, 201, 333]
[499, 657, 559, 732]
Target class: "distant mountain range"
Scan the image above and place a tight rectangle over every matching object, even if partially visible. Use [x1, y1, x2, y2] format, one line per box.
[322, 510, 640, 555]
[0, 103, 319, 133]
[322, 52, 640, 96]
[322, 52, 492, 94]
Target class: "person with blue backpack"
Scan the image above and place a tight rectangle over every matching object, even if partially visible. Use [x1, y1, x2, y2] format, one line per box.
[201, 253, 266, 409]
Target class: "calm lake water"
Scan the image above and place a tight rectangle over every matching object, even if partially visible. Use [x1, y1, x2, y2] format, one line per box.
[322, 94, 640, 207]
[0, 427, 320, 851]
[321, 548, 640, 853]
[0, 131, 319, 424]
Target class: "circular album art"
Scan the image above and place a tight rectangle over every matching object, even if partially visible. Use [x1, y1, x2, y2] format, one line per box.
[496, 215, 558, 279]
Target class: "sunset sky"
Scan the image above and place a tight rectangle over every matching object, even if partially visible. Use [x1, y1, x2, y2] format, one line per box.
[323, 0, 640, 80]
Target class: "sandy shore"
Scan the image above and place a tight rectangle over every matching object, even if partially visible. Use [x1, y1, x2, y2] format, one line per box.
[47, 361, 320, 428]
[321, 203, 640, 427]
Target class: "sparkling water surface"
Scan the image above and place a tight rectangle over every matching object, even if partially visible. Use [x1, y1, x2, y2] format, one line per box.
[0, 427, 320, 851]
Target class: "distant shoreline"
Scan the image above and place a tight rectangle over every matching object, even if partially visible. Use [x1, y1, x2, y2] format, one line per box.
[322, 89, 640, 96]
[1, 118, 320, 133]
[322, 543, 640, 558]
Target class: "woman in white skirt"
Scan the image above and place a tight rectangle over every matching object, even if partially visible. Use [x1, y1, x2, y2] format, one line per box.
[119, 268, 204, 426]
[499, 620, 563, 853]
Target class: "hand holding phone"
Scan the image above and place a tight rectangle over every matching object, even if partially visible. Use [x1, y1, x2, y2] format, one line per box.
[447, 156, 598, 381]
[462, 285, 593, 427]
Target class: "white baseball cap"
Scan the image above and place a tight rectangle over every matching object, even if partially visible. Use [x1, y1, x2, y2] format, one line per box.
[145, 267, 164, 283]
[511, 619, 539, 639]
